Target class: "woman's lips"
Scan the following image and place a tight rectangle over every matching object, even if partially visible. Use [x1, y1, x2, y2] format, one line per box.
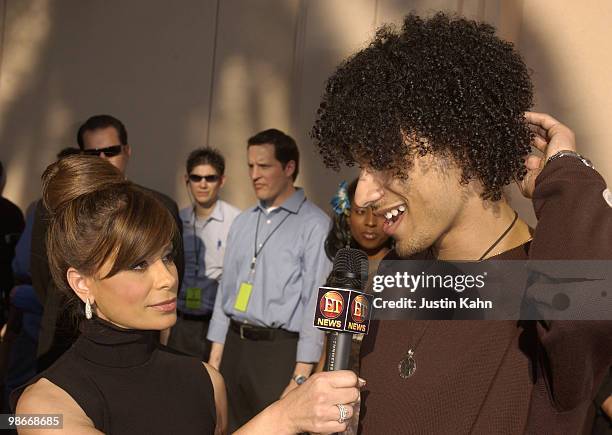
[361, 232, 379, 240]
[148, 298, 177, 312]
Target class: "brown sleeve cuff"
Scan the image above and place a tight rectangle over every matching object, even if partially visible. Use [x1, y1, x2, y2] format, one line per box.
[530, 156, 611, 260]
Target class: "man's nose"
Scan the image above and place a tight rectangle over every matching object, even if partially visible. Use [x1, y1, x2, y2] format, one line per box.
[250, 166, 260, 180]
[355, 170, 383, 208]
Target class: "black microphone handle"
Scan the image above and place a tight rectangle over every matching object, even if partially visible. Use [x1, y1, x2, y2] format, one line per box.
[325, 331, 353, 371]
[325, 332, 353, 435]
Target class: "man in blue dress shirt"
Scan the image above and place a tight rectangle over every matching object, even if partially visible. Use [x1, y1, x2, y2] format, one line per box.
[168, 147, 240, 359]
[207, 129, 331, 432]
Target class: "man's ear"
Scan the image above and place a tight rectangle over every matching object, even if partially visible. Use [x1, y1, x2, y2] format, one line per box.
[124, 144, 132, 158]
[219, 175, 226, 189]
[66, 267, 95, 305]
[284, 160, 296, 179]
[185, 173, 190, 184]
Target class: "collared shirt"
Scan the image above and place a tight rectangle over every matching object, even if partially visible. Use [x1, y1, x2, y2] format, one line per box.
[207, 188, 332, 363]
[178, 200, 241, 315]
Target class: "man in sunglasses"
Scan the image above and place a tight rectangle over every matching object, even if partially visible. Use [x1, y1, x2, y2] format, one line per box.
[167, 147, 240, 360]
[77, 117, 131, 174]
[30, 114, 184, 371]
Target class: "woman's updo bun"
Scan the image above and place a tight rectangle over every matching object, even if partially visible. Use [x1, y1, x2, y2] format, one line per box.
[41, 155, 178, 318]
[42, 155, 126, 215]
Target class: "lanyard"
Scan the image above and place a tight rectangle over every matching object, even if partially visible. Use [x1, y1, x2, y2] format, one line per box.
[250, 198, 306, 271]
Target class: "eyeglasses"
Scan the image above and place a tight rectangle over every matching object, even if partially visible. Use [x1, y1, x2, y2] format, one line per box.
[82, 145, 125, 157]
[188, 174, 221, 183]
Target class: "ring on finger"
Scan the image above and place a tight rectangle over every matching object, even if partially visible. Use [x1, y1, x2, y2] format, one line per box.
[336, 403, 349, 424]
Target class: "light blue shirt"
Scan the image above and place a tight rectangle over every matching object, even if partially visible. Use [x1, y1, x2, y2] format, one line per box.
[178, 200, 241, 315]
[207, 188, 332, 362]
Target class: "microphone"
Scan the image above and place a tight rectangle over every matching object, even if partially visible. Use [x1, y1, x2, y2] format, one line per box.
[314, 247, 373, 371]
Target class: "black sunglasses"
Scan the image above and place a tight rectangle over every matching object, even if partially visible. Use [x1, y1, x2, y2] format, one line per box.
[82, 144, 125, 157]
[188, 174, 221, 183]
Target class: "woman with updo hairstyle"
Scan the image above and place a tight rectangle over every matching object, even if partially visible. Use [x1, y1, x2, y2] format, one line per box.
[12, 156, 363, 435]
[11, 155, 223, 434]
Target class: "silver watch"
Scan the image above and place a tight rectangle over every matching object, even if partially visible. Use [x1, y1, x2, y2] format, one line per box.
[546, 150, 594, 169]
[292, 374, 308, 385]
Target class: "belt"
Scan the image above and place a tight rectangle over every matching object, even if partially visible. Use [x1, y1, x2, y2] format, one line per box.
[177, 311, 212, 321]
[229, 320, 298, 341]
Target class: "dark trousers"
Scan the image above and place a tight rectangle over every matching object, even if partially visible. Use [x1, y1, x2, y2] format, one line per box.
[220, 324, 297, 433]
[167, 313, 211, 360]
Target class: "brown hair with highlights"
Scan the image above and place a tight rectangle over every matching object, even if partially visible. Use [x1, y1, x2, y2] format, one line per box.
[42, 155, 178, 311]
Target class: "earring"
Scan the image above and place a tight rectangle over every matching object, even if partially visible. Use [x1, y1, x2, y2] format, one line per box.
[85, 298, 93, 320]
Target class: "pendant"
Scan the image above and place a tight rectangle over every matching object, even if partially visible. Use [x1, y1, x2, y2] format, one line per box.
[398, 349, 416, 379]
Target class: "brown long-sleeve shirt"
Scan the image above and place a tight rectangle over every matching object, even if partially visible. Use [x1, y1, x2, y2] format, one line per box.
[358, 157, 612, 434]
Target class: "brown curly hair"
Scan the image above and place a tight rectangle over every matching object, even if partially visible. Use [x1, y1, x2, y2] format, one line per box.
[312, 12, 534, 200]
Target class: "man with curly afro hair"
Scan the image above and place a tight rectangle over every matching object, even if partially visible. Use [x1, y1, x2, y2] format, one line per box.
[312, 12, 612, 434]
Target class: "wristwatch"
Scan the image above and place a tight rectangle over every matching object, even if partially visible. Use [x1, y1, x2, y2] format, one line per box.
[292, 374, 308, 385]
[546, 150, 594, 169]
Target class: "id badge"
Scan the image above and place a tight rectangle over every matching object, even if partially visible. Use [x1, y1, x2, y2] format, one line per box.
[186, 287, 202, 310]
[234, 282, 253, 312]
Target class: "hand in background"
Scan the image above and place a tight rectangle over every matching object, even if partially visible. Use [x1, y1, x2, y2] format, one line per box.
[281, 362, 315, 399]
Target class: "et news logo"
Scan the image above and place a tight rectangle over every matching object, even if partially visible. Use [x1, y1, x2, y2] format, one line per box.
[320, 291, 344, 319]
[314, 287, 373, 334]
[350, 295, 368, 323]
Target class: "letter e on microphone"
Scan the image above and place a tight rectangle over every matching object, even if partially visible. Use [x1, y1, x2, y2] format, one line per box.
[346, 292, 373, 334]
[314, 288, 349, 331]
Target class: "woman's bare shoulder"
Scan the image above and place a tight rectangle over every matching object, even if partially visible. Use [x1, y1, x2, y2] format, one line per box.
[16, 378, 102, 435]
[202, 363, 228, 435]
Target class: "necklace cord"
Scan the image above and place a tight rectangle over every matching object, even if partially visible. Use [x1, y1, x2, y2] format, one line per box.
[478, 211, 519, 261]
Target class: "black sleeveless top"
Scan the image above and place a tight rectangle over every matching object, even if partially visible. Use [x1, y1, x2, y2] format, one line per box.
[11, 317, 216, 435]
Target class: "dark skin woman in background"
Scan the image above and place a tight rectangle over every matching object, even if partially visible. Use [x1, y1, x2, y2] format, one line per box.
[325, 178, 393, 286]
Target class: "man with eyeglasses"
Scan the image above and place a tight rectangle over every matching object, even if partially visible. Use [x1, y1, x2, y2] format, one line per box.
[167, 147, 240, 360]
[30, 114, 184, 371]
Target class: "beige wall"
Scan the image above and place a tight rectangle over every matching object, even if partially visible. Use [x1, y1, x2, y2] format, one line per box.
[1, 0, 610, 225]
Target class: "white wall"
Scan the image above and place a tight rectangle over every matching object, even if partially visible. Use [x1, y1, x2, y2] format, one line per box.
[1, 0, 610, 225]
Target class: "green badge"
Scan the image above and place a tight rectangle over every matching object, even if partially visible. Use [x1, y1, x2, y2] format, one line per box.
[234, 282, 253, 312]
[186, 287, 202, 310]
